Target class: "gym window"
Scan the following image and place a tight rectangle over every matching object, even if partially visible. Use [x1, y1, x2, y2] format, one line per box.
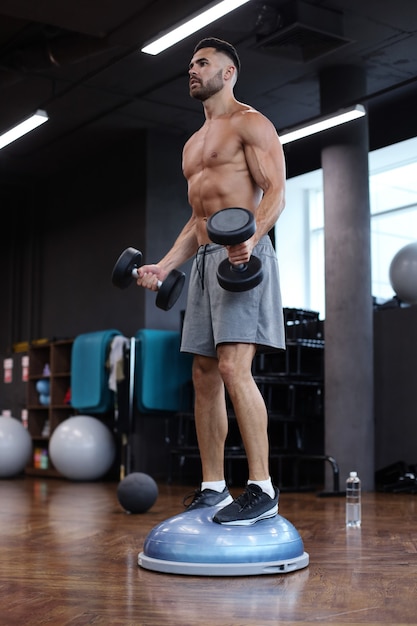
[276, 136, 417, 319]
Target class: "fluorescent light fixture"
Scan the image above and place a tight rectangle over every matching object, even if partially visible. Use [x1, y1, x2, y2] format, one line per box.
[280, 105, 366, 145]
[0, 109, 49, 150]
[141, 0, 250, 55]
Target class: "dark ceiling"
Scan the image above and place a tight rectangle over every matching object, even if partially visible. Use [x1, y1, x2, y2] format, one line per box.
[1, 0, 417, 180]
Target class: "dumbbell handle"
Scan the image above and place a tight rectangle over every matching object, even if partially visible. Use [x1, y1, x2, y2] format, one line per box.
[131, 267, 162, 288]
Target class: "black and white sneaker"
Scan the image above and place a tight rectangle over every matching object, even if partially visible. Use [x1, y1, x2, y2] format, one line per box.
[213, 484, 279, 525]
[183, 486, 233, 511]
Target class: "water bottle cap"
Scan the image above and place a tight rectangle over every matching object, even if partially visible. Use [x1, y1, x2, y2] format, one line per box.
[350, 471, 357, 477]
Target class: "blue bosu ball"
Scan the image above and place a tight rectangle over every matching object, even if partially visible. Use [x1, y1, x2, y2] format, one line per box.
[138, 506, 309, 576]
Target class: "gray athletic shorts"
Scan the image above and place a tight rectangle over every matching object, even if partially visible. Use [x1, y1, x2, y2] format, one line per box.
[180, 235, 286, 358]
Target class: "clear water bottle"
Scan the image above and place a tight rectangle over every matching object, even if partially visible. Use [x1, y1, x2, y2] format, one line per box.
[346, 471, 361, 528]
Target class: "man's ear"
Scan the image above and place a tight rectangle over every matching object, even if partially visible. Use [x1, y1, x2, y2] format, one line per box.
[224, 65, 235, 81]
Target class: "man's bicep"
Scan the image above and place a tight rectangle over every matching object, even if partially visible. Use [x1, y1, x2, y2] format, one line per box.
[243, 121, 286, 192]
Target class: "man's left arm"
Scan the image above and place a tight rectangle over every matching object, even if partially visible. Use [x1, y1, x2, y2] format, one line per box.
[242, 110, 286, 244]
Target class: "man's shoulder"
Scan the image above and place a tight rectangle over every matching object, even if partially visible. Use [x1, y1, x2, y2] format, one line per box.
[232, 101, 259, 116]
[231, 105, 275, 131]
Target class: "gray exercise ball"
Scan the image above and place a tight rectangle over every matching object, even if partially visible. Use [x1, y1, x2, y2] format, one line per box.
[49, 415, 116, 481]
[389, 241, 417, 305]
[0, 416, 32, 477]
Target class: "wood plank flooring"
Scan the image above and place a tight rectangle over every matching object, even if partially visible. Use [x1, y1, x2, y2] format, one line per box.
[0, 477, 416, 625]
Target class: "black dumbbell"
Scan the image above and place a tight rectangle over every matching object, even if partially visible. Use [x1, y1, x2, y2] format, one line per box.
[111, 247, 185, 311]
[206, 208, 263, 292]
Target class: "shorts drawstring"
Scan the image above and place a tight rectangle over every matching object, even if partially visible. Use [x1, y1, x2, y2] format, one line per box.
[196, 244, 209, 291]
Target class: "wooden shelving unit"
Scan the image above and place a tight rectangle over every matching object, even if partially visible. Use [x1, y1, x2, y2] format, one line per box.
[26, 339, 73, 477]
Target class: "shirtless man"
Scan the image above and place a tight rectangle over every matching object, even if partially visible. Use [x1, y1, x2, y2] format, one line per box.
[137, 37, 286, 525]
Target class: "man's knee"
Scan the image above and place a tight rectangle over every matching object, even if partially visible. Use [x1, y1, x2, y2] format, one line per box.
[192, 355, 220, 390]
[217, 344, 255, 385]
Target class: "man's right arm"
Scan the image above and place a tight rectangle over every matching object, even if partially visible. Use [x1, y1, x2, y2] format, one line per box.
[136, 214, 198, 290]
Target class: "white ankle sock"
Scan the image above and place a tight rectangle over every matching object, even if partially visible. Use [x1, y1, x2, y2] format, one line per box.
[248, 478, 275, 499]
[201, 480, 226, 493]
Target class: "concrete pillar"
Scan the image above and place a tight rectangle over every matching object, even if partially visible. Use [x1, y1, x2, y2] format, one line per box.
[320, 66, 374, 491]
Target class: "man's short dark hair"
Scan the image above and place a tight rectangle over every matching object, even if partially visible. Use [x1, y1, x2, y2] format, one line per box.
[193, 37, 241, 76]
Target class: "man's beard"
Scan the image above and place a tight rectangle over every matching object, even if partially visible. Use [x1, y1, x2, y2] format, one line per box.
[191, 69, 224, 101]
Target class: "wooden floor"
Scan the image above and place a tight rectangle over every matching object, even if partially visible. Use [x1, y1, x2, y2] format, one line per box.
[1, 476, 417, 626]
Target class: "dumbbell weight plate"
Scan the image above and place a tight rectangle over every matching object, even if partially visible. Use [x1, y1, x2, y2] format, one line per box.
[206, 207, 255, 246]
[111, 247, 143, 289]
[206, 208, 263, 292]
[217, 256, 263, 292]
[156, 269, 186, 311]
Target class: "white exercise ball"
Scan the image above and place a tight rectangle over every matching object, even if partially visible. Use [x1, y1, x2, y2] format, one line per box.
[49, 415, 116, 481]
[0, 416, 32, 478]
[389, 241, 417, 305]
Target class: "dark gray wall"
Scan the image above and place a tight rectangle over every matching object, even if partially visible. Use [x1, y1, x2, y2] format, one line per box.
[143, 129, 193, 328]
[0, 129, 192, 355]
[374, 306, 417, 471]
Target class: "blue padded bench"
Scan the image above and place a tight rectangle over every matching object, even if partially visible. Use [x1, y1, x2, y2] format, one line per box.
[135, 329, 193, 414]
[71, 329, 123, 413]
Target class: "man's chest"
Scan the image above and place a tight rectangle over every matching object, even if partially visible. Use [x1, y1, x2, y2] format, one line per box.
[184, 124, 243, 176]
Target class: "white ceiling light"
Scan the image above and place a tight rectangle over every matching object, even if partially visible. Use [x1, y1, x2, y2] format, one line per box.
[141, 0, 250, 56]
[280, 105, 366, 145]
[0, 110, 49, 150]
